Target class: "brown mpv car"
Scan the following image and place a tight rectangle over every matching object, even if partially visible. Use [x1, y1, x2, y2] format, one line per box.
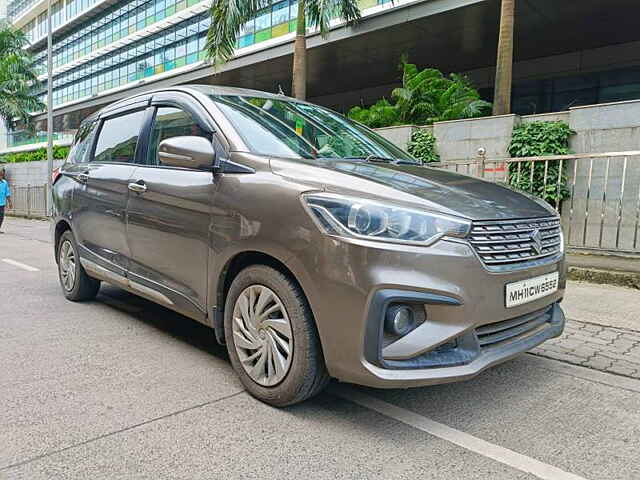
[52, 85, 566, 406]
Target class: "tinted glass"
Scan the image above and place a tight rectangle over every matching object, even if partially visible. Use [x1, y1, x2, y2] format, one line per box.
[93, 110, 145, 163]
[146, 107, 209, 165]
[68, 120, 97, 163]
[209, 95, 417, 163]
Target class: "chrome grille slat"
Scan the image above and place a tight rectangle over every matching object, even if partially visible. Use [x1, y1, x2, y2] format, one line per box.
[469, 217, 562, 267]
[470, 229, 561, 244]
[471, 225, 559, 235]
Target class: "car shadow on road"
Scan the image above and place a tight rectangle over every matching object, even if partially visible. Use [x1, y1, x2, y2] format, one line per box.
[290, 355, 554, 433]
[95, 284, 230, 362]
[93, 283, 553, 428]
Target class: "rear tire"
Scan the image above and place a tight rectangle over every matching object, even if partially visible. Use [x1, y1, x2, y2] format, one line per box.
[57, 230, 100, 301]
[224, 265, 329, 406]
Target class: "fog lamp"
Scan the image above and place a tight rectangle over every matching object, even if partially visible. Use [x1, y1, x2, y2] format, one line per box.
[385, 305, 416, 336]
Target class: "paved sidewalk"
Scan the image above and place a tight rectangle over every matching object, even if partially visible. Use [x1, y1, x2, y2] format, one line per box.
[534, 280, 640, 379]
[567, 252, 640, 273]
[532, 320, 640, 379]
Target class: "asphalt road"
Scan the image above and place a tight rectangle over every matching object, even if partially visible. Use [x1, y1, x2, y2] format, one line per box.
[1, 218, 639, 480]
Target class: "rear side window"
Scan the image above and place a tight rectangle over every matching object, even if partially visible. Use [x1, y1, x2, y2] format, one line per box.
[93, 110, 145, 163]
[68, 120, 97, 164]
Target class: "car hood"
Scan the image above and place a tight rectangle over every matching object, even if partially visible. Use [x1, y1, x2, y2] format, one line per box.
[270, 157, 555, 221]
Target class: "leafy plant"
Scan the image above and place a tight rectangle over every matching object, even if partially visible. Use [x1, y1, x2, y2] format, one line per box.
[507, 121, 575, 207]
[0, 22, 45, 131]
[0, 145, 70, 164]
[407, 129, 439, 163]
[347, 98, 399, 129]
[348, 59, 492, 128]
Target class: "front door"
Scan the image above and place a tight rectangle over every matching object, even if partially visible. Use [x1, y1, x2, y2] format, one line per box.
[73, 109, 146, 276]
[125, 105, 216, 321]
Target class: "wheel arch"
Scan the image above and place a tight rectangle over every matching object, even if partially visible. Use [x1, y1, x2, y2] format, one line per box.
[213, 250, 316, 345]
[54, 219, 72, 263]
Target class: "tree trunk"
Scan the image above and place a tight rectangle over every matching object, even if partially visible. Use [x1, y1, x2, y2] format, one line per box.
[292, 0, 307, 100]
[493, 0, 515, 115]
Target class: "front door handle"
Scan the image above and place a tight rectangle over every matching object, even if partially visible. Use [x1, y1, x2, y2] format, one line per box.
[128, 181, 147, 194]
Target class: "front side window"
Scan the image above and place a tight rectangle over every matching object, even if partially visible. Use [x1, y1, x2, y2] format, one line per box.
[209, 95, 417, 164]
[146, 107, 209, 165]
[68, 120, 98, 164]
[93, 109, 145, 163]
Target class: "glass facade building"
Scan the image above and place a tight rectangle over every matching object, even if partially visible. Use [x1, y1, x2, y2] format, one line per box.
[13, 0, 393, 113]
[6, 0, 640, 150]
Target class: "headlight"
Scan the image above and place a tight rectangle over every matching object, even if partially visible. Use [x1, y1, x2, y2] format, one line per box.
[303, 193, 471, 246]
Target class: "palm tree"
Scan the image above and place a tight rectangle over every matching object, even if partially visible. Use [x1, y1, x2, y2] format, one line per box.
[0, 22, 44, 131]
[493, 0, 515, 115]
[206, 0, 362, 100]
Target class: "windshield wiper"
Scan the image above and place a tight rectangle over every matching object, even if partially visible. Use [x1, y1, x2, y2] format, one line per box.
[344, 155, 420, 165]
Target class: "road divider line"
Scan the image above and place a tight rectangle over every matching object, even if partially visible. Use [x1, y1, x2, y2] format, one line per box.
[1, 258, 40, 272]
[333, 385, 590, 480]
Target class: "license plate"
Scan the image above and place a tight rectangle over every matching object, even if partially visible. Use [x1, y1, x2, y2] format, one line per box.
[505, 272, 559, 308]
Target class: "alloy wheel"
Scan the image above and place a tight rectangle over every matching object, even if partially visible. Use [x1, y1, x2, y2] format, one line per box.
[59, 240, 76, 292]
[232, 285, 293, 387]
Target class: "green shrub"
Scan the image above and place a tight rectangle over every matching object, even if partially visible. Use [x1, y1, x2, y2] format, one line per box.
[348, 59, 491, 128]
[348, 98, 399, 129]
[0, 145, 70, 164]
[508, 121, 575, 207]
[407, 129, 439, 163]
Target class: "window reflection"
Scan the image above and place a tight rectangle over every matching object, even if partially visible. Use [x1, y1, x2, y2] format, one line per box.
[93, 110, 145, 163]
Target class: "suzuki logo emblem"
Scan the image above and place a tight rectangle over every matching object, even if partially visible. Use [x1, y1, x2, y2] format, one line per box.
[530, 229, 543, 255]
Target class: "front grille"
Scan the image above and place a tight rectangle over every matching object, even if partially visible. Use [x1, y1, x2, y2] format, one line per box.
[469, 217, 562, 267]
[476, 306, 554, 349]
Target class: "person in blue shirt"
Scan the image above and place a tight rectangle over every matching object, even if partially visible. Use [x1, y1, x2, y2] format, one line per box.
[0, 168, 12, 233]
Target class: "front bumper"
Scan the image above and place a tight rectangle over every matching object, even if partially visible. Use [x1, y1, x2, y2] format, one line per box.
[300, 235, 567, 389]
[360, 300, 565, 389]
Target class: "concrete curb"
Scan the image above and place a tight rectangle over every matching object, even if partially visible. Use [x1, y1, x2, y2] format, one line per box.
[568, 266, 640, 290]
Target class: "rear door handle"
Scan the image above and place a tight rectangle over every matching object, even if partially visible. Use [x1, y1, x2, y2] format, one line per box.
[77, 171, 89, 183]
[128, 181, 147, 194]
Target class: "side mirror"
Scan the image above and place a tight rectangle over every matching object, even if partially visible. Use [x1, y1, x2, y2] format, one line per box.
[158, 136, 217, 170]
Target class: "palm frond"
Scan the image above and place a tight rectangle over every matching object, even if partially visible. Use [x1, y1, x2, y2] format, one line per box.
[336, 0, 361, 26]
[205, 0, 264, 65]
[306, 0, 334, 35]
[0, 23, 43, 131]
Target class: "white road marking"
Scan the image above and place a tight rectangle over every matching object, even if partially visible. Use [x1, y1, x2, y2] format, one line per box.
[1, 258, 40, 272]
[333, 386, 590, 480]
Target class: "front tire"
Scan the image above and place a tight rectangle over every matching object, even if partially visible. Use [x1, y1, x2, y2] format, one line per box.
[57, 230, 100, 301]
[224, 265, 329, 406]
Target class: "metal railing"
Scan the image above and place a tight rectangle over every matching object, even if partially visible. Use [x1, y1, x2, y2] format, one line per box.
[5, 184, 49, 219]
[432, 151, 640, 255]
[3, 131, 74, 148]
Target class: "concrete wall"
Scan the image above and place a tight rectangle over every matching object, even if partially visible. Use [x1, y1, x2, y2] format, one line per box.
[374, 99, 640, 158]
[433, 114, 517, 162]
[375, 125, 417, 148]
[2, 160, 65, 186]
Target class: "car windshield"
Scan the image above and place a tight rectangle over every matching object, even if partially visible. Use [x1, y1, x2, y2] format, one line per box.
[209, 95, 419, 164]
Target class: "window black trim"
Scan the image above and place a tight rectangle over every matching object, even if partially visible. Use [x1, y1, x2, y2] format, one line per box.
[150, 92, 216, 133]
[135, 107, 156, 166]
